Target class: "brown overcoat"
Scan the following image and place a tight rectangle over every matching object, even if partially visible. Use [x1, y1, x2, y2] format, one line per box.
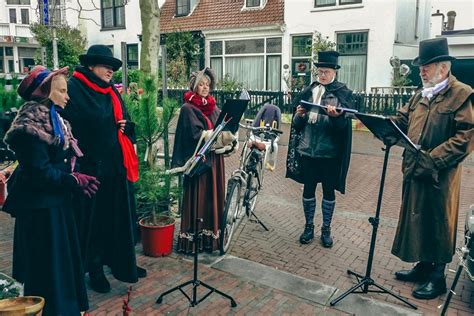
[391, 75, 474, 263]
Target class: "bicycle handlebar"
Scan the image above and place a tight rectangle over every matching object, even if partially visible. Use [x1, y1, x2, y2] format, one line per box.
[238, 123, 283, 135]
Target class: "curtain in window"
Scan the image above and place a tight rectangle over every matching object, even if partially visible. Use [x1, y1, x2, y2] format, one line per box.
[225, 56, 264, 90]
[267, 56, 281, 91]
[103, 8, 113, 27]
[210, 57, 223, 81]
[315, 0, 336, 6]
[115, 6, 125, 26]
[338, 55, 366, 91]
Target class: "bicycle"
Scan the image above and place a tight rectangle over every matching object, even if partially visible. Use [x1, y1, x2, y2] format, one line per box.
[219, 120, 283, 255]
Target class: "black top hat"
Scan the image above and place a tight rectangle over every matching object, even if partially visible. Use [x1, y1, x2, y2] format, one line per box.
[79, 44, 123, 71]
[412, 38, 455, 66]
[314, 51, 340, 69]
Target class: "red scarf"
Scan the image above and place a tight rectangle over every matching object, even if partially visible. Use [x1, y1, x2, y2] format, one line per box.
[73, 71, 139, 182]
[184, 91, 216, 117]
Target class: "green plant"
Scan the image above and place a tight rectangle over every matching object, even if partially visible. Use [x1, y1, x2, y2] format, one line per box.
[0, 273, 22, 299]
[135, 166, 179, 225]
[124, 75, 180, 225]
[0, 74, 24, 111]
[30, 23, 86, 71]
[113, 69, 143, 85]
[217, 73, 244, 92]
[166, 31, 202, 79]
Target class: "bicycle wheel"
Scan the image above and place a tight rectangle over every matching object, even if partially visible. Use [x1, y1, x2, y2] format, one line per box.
[245, 156, 263, 216]
[220, 178, 241, 255]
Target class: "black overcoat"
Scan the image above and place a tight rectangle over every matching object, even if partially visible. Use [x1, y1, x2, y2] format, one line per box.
[2, 101, 89, 315]
[285, 81, 353, 194]
[63, 66, 138, 283]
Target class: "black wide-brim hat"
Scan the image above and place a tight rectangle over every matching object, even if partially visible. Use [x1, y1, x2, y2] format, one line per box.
[314, 50, 341, 69]
[79, 44, 123, 71]
[412, 37, 456, 66]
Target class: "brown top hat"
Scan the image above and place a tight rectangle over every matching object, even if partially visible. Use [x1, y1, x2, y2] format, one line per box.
[17, 65, 69, 101]
[79, 44, 123, 71]
[412, 37, 456, 66]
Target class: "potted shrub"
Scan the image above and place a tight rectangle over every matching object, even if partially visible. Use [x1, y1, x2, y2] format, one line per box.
[136, 167, 180, 257]
[124, 74, 180, 257]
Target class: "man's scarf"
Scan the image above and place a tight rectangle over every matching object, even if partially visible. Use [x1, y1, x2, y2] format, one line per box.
[73, 71, 139, 182]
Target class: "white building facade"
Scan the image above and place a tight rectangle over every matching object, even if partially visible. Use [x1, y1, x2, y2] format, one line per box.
[284, 0, 432, 92]
[0, 0, 39, 74]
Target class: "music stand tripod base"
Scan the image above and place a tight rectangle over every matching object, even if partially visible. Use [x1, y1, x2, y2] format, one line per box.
[156, 161, 236, 307]
[329, 144, 417, 310]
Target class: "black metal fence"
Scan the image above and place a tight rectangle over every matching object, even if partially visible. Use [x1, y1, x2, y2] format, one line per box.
[159, 89, 416, 116]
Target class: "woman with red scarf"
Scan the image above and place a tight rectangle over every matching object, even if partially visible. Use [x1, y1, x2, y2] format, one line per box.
[171, 67, 225, 253]
[62, 45, 145, 294]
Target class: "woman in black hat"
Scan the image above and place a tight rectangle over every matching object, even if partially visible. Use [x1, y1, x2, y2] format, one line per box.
[286, 50, 353, 248]
[62, 45, 145, 293]
[3, 65, 99, 315]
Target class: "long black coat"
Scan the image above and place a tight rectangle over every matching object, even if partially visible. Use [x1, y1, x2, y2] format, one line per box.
[3, 101, 89, 315]
[63, 66, 138, 283]
[286, 81, 353, 194]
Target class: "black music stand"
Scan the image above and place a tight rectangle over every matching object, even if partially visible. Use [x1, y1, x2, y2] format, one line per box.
[156, 120, 237, 308]
[330, 113, 419, 309]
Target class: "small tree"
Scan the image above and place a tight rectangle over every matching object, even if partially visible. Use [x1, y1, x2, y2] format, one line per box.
[166, 31, 202, 79]
[30, 24, 86, 70]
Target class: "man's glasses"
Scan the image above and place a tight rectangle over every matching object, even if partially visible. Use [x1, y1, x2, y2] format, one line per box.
[317, 70, 332, 77]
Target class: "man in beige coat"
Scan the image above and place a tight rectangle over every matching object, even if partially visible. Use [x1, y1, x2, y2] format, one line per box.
[391, 37, 473, 300]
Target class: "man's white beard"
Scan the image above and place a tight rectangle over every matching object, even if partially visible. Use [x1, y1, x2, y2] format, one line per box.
[420, 69, 443, 88]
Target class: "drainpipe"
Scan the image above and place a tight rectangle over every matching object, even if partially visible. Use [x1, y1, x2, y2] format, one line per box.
[446, 11, 456, 31]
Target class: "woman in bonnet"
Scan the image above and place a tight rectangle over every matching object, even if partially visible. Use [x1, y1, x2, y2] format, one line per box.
[2, 65, 99, 315]
[171, 67, 227, 254]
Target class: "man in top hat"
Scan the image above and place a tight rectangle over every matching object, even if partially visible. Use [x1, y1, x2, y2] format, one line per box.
[62, 44, 145, 293]
[391, 37, 473, 299]
[286, 50, 353, 248]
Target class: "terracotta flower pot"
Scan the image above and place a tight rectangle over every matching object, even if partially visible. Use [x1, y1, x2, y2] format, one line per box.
[139, 215, 175, 257]
[0, 296, 45, 315]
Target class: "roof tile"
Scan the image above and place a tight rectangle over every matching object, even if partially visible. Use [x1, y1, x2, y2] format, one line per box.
[160, 0, 284, 33]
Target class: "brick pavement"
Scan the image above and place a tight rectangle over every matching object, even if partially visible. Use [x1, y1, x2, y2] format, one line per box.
[225, 130, 474, 315]
[0, 130, 473, 315]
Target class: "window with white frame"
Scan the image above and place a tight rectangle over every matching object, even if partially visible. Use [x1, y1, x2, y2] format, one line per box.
[336, 31, 368, 91]
[6, 0, 30, 4]
[315, 0, 361, 8]
[210, 37, 282, 91]
[101, 0, 125, 29]
[291, 35, 313, 87]
[176, 0, 191, 16]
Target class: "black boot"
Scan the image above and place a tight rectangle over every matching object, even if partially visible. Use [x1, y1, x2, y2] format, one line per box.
[412, 263, 447, 299]
[137, 266, 147, 278]
[89, 270, 111, 293]
[320, 225, 333, 248]
[395, 262, 433, 282]
[299, 224, 314, 244]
